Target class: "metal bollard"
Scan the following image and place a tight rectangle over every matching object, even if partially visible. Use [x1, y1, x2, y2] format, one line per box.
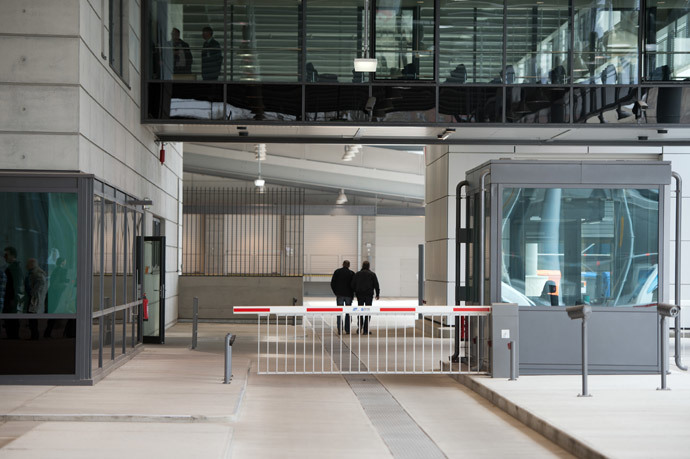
[566, 305, 592, 397]
[508, 341, 517, 381]
[224, 333, 236, 384]
[657, 304, 679, 390]
[191, 297, 199, 350]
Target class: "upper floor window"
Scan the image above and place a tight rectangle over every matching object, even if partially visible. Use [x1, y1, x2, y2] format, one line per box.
[110, 0, 129, 83]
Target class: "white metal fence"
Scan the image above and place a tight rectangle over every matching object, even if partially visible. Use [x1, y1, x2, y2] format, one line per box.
[233, 305, 491, 375]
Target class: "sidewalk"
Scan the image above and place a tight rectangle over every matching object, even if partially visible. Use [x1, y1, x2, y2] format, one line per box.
[0, 318, 687, 458]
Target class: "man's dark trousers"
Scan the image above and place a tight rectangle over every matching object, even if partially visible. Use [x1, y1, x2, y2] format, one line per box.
[336, 296, 352, 334]
[356, 295, 373, 334]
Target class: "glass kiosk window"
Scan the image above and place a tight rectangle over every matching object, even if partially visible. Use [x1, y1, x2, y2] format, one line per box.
[501, 187, 658, 307]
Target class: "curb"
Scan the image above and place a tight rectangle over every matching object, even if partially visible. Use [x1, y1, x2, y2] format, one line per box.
[451, 374, 608, 459]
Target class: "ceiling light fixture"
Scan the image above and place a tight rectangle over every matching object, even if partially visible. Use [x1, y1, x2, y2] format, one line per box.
[336, 189, 348, 205]
[255, 143, 266, 160]
[437, 128, 456, 140]
[354, 0, 377, 72]
[342, 144, 362, 161]
[254, 154, 265, 192]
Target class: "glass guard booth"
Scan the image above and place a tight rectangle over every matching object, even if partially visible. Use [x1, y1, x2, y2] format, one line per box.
[460, 160, 671, 374]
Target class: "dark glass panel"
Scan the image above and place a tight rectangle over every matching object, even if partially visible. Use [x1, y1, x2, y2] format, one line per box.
[573, 85, 637, 123]
[573, 0, 639, 84]
[226, 84, 302, 121]
[0, 319, 76, 375]
[371, 86, 436, 122]
[506, 0, 570, 84]
[439, 0, 503, 83]
[147, 83, 224, 120]
[305, 85, 371, 122]
[93, 195, 103, 313]
[645, 0, 690, 81]
[147, 0, 225, 81]
[641, 86, 690, 123]
[227, 1, 301, 82]
[92, 317, 101, 370]
[306, 0, 368, 83]
[505, 87, 571, 123]
[374, 0, 434, 80]
[0, 192, 78, 316]
[439, 86, 503, 123]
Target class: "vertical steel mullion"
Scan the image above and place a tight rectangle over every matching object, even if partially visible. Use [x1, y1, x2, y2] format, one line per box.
[122, 207, 128, 355]
[257, 314, 261, 373]
[312, 314, 315, 374]
[275, 313, 279, 373]
[110, 202, 116, 362]
[266, 313, 269, 373]
[413, 311, 416, 374]
[294, 313, 297, 373]
[285, 315, 288, 373]
[98, 196, 104, 369]
[403, 314, 406, 373]
[395, 315, 398, 373]
[422, 314, 425, 373]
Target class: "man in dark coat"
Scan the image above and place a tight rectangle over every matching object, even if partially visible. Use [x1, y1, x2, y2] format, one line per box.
[3, 246, 23, 339]
[331, 260, 354, 334]
[351, 260, 380, 335]
[171, 28, 193, 74]
[201, 26, 222, 80]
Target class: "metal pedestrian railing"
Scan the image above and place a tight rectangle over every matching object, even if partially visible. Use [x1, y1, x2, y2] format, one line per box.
[233, 305, 491, 375]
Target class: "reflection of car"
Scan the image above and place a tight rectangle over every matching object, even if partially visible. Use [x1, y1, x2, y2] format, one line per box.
[501, 282, 535, 306]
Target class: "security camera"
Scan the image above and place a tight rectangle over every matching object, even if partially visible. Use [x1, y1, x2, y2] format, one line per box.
[566, 304, 592, 320]
[657, 303, 679, 318]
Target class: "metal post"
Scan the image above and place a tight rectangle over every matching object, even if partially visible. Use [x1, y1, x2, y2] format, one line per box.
[671, 172, 687, 371]
[191, 297, 198, 350]
[224, 333, 236, 384]
[508, 341, 517, 381]
[659, 315, 669, 390]
[418, 244, 424, 306]
[579, 316, 591, 397]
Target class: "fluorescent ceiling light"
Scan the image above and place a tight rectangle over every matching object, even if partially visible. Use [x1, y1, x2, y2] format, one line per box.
[254, 178, 265, 187]
[354, 58, 377, 72]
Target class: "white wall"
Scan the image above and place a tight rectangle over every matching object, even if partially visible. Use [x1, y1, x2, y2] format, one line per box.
[0, 0, 183, 328]
[304, 215, 358, 275]
[375, 216, 425, 298]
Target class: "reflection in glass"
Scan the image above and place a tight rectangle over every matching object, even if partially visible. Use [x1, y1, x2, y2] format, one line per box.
[305, 85, 371, 121]
[573, 85, 637, 122]
[641, 86, 690, 123]
[0, 319, 76, 374]
[0, 192, 77, 318]
[645, 1, 690, 81]
[573, 0, 639, 84]
[227, 84, 302, 121]
[227, 1, 301, 82]
[501, 188, 659, 307]
[506, 87, 570, 123]
[375, 0, 434, 80]
[147, 83, 224, 120]
[93, 195, 103, 313]
[439, 87, 503, 123]
[439, 0, 503, 84]
[148, 0, 225, 81]
[371, 86, 436, 122]
[307, 0, 368, 83]
[507, 0, 570, 84]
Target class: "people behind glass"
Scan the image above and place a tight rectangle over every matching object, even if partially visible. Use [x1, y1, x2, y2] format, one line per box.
[2, 246, 24, 339]
[1, 247, 75, 339]
[171, 27, 193, 74]
[201, 26, 222, 80]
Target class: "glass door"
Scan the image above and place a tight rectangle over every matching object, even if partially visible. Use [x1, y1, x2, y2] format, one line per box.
[141, 236, 165, 343]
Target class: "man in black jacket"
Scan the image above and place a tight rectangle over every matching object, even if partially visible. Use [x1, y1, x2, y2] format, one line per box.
[351, 261, 380, 335]
[331, 260, 354, 334]
[201, 26, 222, 80]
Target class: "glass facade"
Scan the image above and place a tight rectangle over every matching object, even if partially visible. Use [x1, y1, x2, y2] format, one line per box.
[91, 182, 144, 374]
[501, 187, 659, 307]
[144, 0, 690, 124]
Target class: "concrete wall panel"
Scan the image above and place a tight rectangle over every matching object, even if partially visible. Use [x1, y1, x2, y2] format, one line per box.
[1, 0, 80, 36]
[178, 276, 304, 319]
[0, 37, 79, 84]
[0, 85, 79, 132]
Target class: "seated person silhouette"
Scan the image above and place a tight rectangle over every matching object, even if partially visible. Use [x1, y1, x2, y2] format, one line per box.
[446, 64, 467, 83]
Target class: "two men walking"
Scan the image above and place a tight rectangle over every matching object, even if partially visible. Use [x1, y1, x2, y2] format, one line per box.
[330, 260, 380, 335]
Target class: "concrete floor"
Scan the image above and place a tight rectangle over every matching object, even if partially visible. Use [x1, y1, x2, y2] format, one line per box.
[0, 300, 688, 458]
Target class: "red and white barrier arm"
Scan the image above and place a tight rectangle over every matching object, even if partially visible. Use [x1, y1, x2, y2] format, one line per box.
[232, 305, 491, 315]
